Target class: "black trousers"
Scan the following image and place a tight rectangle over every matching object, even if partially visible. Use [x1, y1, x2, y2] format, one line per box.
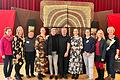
[25, 52, 35, 75]
[3, 55, 13, 78]
[15, 58, 24, 76]
[106, 52, 116, 78]
[58, 55, 69, 75]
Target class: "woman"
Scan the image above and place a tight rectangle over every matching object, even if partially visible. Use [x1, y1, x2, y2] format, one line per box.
[68, 28, 83, 79]
[105, 27, 119, 80]
[24, 31, 36, 78]
[95, 29, 106, 80]
[0, 27, 13, 80]
[83, 29, 95, 80]
[35, 27, 48, 80]
[44, 28, 59, 80]
[12, 26, 24, 80]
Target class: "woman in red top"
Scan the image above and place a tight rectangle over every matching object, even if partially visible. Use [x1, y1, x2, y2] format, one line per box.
[0, 27, 13, 80]
[95, 29, 106, 80]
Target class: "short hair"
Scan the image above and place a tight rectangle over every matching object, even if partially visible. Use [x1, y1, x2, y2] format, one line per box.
[4, 27, 12, 34]
[107, 26, 115, 33]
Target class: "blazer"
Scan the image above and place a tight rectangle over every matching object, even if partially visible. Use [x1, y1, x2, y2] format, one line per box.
[95, 38, 107, 61]
[44, 35, 59, 55]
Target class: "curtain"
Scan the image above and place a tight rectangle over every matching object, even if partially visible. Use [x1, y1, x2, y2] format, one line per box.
[0, 10, 16, 63]
[108, 14, 120, 40]
[1, 0, 120, 13]
[1, 0, 41, 11]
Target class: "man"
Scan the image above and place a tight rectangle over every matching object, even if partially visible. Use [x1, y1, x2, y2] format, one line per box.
[58, 27, 70, 79]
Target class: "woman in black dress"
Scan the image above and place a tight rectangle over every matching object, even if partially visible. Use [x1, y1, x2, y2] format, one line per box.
[12, 26, 24, 80]
[95, 29, 106, 80]
[105, 27, 119, 80]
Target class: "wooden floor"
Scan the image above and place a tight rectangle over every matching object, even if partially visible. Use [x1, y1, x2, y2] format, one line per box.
[0, 64, 120, 80]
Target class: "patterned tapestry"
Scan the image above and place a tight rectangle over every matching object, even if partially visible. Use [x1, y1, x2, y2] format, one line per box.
[40, 1, 94, 28]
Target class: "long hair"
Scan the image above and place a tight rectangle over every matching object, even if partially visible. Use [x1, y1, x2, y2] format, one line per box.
[96, 29, 105, 39]
[16, 26, 24, 37]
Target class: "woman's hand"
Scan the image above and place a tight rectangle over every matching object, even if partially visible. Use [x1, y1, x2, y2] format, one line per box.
[36, 50, 39, 57]
[2, 55, 5, 59]
[16, 54, 21, 59]
[64, 52, 68, 57]
[115, 54, 118, 60]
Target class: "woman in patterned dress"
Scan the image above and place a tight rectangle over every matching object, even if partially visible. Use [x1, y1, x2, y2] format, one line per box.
[12, 26, 24, 80]
[35, 27, 48, 80]
[68, 28, 83, 79]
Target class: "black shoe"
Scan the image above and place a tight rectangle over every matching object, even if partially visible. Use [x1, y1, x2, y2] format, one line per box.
[49, 75, 54, 79]
[19, 74, 24, 77]
[38, 76, 43, 80]
[72, 74, 75, 79]
[15, 76, 22, 80]
[38, 74, 43, 80]
[95, 78, 99, 80]
[26, 75, 31, 78]
[55, 75, 58, 80]
[59, 74, 63, 79]
[75, 74, 79, 79]
[31, 74, 36, 77]
[41, 74, 46, 77]
[63, 74, 67, 79]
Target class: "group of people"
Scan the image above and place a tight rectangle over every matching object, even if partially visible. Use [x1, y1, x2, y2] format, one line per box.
[0, 26, 119, 80]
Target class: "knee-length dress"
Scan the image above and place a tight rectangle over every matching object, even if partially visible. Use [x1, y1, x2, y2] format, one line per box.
[68, 36, 83, 74]
[12, 35, 24, 65]
[35, 35, 48, 74]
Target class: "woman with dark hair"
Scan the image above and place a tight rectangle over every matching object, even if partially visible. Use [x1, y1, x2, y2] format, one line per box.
[0, 27, 13, 80]
[105, 27, 119, 80]
[95, 29, 106, 80]
[12, 26, 24, 80]
[68, 28, 83, 79]
[83, 29, 95, 80]
[35, 27, 48, 80]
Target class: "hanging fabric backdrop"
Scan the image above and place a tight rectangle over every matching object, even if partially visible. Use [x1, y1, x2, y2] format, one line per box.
[1, 0, 120, 13]
[0, 10, 16, 63]
[108, 14, 120, 40]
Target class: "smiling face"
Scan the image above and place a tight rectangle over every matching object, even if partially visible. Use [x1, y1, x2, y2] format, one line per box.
[85, 29, 90, 36]
[16, 26, 24, 37]
[40, 27, 46, 35]
[51, 28, 56, 36]
[61, 27, 67, 36]
[73, 29, 79, 36]
[28, 31, 34, 38]
[5, 28, 12, 36]
[96, 29, 105, 39]
[107, 27, 115, 35]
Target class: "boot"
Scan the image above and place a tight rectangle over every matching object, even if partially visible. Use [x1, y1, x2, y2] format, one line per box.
[55, 75, 58, 80]
[99, 69, 104, 80]
[95, 68, 100, 80]
[38, 73, 43, 80]
[75, 74, 79, 79]
[72, 74, 75, 79]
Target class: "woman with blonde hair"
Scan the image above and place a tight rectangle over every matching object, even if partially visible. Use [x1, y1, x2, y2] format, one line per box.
[12, 25, 24, 80]
[105, 27, 119, 80]
[95, 29, 106, 80]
